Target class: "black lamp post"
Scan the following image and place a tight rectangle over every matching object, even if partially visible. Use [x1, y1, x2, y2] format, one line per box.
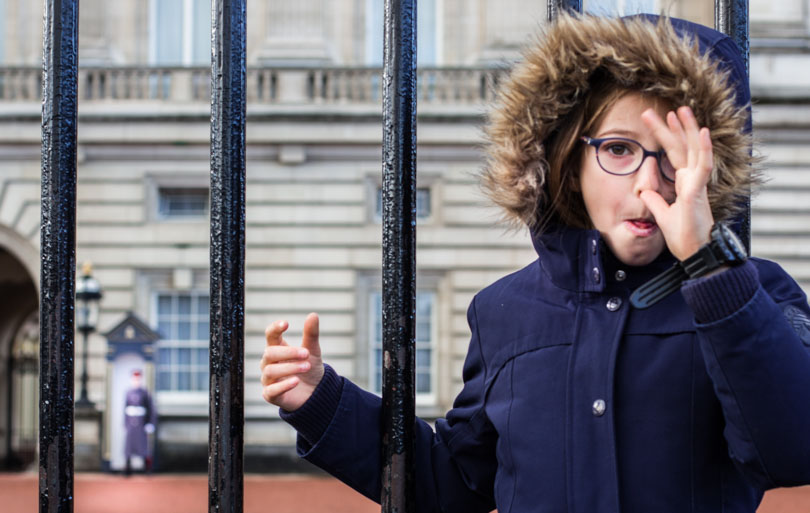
[75, 261, 103, 408]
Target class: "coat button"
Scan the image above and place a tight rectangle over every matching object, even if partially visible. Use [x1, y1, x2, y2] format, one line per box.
[606, 297, 622, 311]
[615, 270, 626, 281]
[592, 267, 601, 284]
[591, 239, 597, 255]
[592, 399, 606, 417]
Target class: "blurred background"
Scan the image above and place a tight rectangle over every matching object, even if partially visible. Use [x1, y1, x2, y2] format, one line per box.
[0, 0, 807, 479]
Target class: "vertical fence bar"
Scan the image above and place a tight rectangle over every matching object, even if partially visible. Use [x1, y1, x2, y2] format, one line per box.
[208, 0, 247, 512]
[39, 0, 79, 512]
[715, 0, 751, 253]
[381, 0, 417, 512]
[547, 0, 582, 21]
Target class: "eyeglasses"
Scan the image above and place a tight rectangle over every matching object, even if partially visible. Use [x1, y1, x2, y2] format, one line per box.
[580, 136, 676, 183]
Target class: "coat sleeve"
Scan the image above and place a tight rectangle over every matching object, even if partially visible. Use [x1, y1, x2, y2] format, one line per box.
[282, 298, 497, 513]
[681, 259, 810, 489]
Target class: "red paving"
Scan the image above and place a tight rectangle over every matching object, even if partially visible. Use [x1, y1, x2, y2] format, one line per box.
[0, 473, 378, 513]
[0, 472, 808, 512]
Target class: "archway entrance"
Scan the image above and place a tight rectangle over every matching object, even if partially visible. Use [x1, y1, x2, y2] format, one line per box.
[0, 247, 39, 470]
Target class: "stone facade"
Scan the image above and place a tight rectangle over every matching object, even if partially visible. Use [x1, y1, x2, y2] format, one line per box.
[0, 0, 808, 471]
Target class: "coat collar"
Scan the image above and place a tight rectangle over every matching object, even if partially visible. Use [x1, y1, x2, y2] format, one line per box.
[530, 225, 677, 294]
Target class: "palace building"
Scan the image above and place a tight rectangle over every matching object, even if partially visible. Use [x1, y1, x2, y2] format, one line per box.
[1, 0, 808, 471]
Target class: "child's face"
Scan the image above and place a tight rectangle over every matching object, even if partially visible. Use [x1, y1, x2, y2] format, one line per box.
[579, 93, 676, 267]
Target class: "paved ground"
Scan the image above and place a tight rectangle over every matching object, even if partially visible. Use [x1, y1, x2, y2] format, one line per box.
[0, 473, 378, 513]
[1, 473, 809, 512]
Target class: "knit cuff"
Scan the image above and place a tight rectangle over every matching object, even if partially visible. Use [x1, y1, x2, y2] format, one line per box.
[279, 363, 343, 446]
[681, 261, 759, 324]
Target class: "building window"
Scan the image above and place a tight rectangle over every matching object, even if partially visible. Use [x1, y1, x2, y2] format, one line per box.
[157, 187, 209, 219]
[369, 291, 436, 402]
[365, 0, 439, 65]
[150, 0, 211, 65]
[584, 0, 658, 15]
[375, 186, 431, 222]
[154, 291, 209, 392]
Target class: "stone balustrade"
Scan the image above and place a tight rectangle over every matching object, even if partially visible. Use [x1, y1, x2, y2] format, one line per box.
[0, 66, 506, 106]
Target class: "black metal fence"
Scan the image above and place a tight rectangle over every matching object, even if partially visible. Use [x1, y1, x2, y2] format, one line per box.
[40, 0, 78, 511]
[38, 1, 750, 512]
[380, 1, 418, 511]
[208, 1, 247, 512]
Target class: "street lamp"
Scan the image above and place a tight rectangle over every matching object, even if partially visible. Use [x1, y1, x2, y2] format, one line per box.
[76, 261, 103, 407]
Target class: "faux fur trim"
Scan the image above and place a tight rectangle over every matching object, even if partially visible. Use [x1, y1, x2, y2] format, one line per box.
[481, 13, 760, 230]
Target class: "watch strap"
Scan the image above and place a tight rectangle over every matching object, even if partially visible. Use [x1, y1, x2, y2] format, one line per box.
[629, 262, 688, 309]
[680, 243, 722, 279]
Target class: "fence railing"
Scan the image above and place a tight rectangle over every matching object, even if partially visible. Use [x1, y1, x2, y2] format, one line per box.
[0, 65, 505, 105]
[37, 1, 750, 512]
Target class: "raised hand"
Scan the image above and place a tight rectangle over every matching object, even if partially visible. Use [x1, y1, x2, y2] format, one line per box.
[260, 312, 324, 412]
[639, 105, 715, 261]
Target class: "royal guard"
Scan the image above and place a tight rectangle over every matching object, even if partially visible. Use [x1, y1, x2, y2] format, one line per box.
[123, 369, 156, 475]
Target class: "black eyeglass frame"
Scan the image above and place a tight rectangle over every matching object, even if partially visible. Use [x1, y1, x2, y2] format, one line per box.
[580, 135, 676, 183]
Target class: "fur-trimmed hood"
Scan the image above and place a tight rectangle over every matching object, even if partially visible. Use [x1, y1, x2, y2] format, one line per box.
[481, 13, 759, 230]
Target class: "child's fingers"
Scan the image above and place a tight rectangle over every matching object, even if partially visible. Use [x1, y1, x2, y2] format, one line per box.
[666, 110, 688, 146]
[677, 106, 702, 170]
[641, 108, 685, 166]
[265, 320, 289, 346]
[260, 345, 308, 368]
[695, 128, 714, 185]
[262, 377, 300, 404]
[639, 189, 670, 225]
[301, 313, 321, 357]
[261, 360, 311, 386]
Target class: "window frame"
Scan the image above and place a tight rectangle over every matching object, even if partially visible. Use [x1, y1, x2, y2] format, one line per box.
[151, 289, 210, 398]
[364, 0, 443, 66]
[367, 289, 438, 405]
[372, 185, 433, 223]
[356, 272, 444, 408]
[156, 187, 210, 220]
[366, 170, 441, 225]
[146, 174, 210, 223]
[149, 0, 212, 66]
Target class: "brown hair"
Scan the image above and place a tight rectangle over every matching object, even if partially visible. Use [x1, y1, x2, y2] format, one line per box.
[481, 14, 758, 232]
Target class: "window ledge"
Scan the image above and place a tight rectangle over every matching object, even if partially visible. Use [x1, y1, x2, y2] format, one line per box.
[157, 391, 209, 409]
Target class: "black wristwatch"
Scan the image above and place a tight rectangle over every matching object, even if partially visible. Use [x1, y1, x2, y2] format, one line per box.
[630, 223, 748, 309]
[680, 222, 747, 278]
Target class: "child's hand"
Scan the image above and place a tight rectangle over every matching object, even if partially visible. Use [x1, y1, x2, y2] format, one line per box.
[260, 312, 324, 412]
[639, 105, 715, 261]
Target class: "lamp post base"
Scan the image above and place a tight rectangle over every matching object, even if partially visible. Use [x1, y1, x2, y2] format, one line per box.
[74, 401, 102, 471]
[75, 397, 95, 409]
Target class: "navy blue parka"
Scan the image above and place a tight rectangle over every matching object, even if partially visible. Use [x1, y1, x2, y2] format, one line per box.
[279, 14, 810, 513]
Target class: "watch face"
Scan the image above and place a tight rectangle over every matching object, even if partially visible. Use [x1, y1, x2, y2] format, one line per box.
[717, 224, 748, 262]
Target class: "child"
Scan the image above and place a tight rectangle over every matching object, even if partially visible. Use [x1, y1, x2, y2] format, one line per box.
[260, 13, 810, 513]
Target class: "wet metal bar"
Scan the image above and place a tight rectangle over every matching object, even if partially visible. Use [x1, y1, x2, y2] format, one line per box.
[715, 0, 751, 252]
[715, 0, 749, 71]
[40, 0, 79, 512]
[208, 0, 247, 512]
[381, 0, 417, 512]
[547, 0, 582, 20]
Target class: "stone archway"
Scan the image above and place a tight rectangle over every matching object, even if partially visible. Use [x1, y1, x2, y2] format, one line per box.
[0, 227, 39, 469]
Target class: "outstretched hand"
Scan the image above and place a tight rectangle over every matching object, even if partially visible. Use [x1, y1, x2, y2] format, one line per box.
[260, 312, 324, 412]
[639, 105, 715, 261]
